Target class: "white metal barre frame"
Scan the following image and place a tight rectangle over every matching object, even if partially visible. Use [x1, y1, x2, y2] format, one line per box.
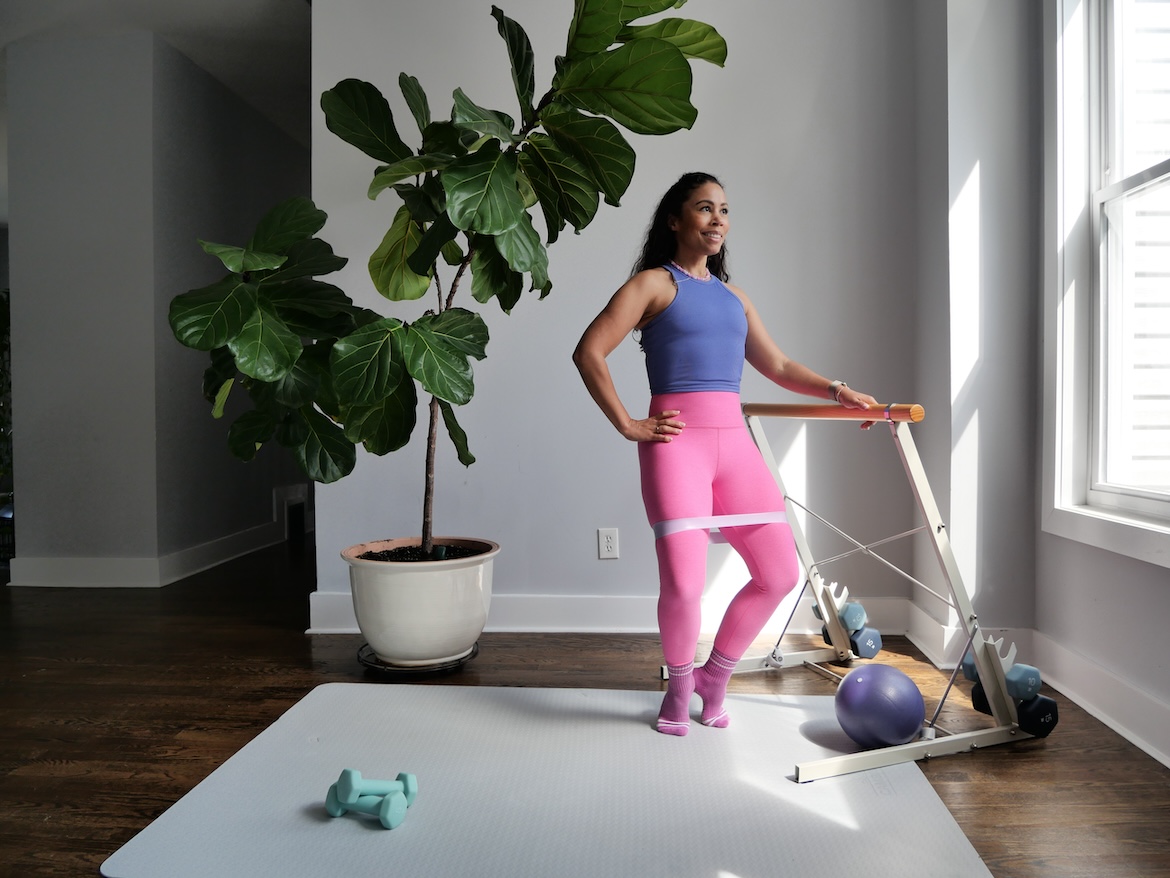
[739, 403, 1030, 782]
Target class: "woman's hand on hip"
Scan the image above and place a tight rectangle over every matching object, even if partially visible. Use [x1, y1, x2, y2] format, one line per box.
[624, 410, 685, 442]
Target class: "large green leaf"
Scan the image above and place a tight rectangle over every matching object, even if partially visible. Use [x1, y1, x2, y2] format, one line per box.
[227, 410, 277, 461]
[441, 141, 525, 235]
[321, 79, 413, 165]
[421, 120, 477, 157]
[407, 213, 460, 277]
[369, 205, 432, 301]
[494, 211, 549, 292]
[617, 18, 727, 66]
[491, 5, 536, 122]
[518, 135, 599, 242]
[249, 197, 328, 253]
[439, 399, 475, 466]
[562, 0, 684, 59]
[471, 236, 524, 312]
[399, 73, 432, 135]
[402, 310, 489, 405]
[330, 317, 407, 407]
[555, 38, 696, 135]
[452, 89, 516, 143]
[368, 154, 454, 200]
[263, 277, 354, 318]
[286, 406, 356, 483]
[258, 238, 348, 285]
[228, 300, 303, 382]
[272, 349, 322, 409]
[170, 278, 258, 351]
[198, 240, 286, 274]
[394, 175, 447, 223]
[421, 307, 489, 360]
[538, 105, 634, 206]
[343, 377, 418, 455]
[564, 0, 624, 58]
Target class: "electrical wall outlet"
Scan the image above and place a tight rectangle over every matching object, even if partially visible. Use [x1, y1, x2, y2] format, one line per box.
[597, 528, 619, 559]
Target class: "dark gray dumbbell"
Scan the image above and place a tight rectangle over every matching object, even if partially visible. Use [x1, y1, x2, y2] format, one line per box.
[1017, 694, 1059, 738]
[325, 783, 409, 830]
[335, 768, 418, 807]
[849, 626, 882, 658]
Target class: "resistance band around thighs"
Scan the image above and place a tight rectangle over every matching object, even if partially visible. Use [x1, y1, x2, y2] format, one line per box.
[651, 510, 788, 540]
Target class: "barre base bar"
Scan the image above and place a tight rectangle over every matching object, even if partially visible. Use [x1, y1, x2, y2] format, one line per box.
[742, 403, 925, 422]
[795, 724, 1028, 782]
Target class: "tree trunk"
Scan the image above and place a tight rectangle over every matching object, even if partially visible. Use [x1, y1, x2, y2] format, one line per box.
[422, 395, 440, 557]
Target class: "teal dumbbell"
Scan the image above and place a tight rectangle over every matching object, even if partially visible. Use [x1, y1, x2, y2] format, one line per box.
[812, 602, 823, 621]
[839, 602, 868, 633]
[1004, 663, 1042, 701]
[335, 768, 418, 807]
[960, 649, 978, 681]
[326, 783, 408, 830]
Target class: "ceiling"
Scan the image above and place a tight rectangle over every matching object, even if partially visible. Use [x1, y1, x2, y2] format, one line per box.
[0, 0, 312, 225]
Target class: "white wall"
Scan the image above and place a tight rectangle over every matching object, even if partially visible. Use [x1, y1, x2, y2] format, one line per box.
[310, 0, 921, 633]
[7, 30, 310, 586]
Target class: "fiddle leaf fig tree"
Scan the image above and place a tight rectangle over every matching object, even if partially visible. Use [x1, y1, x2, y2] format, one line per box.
[169, 0, 726, 558]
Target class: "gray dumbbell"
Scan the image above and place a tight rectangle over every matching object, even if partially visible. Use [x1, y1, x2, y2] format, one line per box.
[1004, 663, 1042, 701]
[335, 768, 418, 807]
[839, 602, 868, 633]
[325, 783, 409, 830]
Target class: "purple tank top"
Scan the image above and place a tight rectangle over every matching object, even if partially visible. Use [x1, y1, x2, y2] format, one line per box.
[641, 264, 748, 395]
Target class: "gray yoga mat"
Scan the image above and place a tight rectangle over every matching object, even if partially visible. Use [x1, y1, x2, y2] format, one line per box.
[102, 683, 992, 878]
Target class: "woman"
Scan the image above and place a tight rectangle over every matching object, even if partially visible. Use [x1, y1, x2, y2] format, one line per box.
[573, 172, 878, 736]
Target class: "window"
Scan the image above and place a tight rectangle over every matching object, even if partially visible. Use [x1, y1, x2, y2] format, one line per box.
[1092, 0, 1170, 518]
[1044, 0, 1170, 566]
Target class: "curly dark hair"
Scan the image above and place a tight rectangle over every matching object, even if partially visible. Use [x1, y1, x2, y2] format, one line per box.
[631, 171, 730, 281]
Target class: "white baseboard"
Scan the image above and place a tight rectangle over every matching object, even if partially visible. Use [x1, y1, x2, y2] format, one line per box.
[1032, 631, 1170, 769]
[307, 593, 910, 639]
[8, 485, 307, 588]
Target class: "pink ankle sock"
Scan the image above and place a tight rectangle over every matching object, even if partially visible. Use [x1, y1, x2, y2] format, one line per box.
[657, 662, 695, 735]
[694, 647, 737, 727]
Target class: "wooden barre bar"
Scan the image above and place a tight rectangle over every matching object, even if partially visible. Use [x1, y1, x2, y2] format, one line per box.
[741, 403, 925, 422]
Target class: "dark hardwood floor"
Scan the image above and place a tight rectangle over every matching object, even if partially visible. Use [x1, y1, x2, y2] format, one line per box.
[2, 538, 1168, 877]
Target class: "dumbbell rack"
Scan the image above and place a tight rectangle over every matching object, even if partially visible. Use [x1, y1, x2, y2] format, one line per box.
[734, 402, 1031, 782]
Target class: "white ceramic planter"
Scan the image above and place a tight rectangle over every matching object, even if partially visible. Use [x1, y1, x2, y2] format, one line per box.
[341, 537, 499, 667]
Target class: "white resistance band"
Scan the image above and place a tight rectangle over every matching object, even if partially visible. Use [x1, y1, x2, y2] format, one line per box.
[652, 510, 788, 540]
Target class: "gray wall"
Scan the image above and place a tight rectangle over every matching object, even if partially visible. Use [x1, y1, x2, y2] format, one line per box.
[6, 29, 309, 584]
[309, 0, 923, 632]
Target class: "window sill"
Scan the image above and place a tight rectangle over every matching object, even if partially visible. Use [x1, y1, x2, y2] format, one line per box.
[1042, 504, 1170, 569]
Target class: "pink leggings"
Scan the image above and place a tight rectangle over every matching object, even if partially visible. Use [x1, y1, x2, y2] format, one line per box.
[639, 392, 800, 666]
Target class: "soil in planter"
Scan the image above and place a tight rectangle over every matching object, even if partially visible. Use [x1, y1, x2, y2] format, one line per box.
[359, 544, 486, 563]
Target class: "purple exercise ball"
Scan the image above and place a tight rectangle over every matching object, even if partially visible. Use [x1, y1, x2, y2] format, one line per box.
[834, 664, 925, 748]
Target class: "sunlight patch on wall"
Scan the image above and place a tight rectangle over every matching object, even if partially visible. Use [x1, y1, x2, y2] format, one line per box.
[950, 161, 982, 403]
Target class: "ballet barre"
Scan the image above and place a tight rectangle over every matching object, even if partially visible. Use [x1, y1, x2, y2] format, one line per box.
[736, 401, 1033, 782]
[741, 402, 924, 422]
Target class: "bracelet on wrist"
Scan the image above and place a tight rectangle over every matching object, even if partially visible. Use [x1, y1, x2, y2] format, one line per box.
[828, 379, 848, 402]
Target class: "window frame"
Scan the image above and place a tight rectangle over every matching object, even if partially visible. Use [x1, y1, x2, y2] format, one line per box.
[1042, 0, 1170, 568]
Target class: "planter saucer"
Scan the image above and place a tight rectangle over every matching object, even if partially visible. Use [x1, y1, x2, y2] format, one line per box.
[357, 642, 479, 677]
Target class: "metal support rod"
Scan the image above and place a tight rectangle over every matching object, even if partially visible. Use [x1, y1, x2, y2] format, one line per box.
[927, 622, 979, 729]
